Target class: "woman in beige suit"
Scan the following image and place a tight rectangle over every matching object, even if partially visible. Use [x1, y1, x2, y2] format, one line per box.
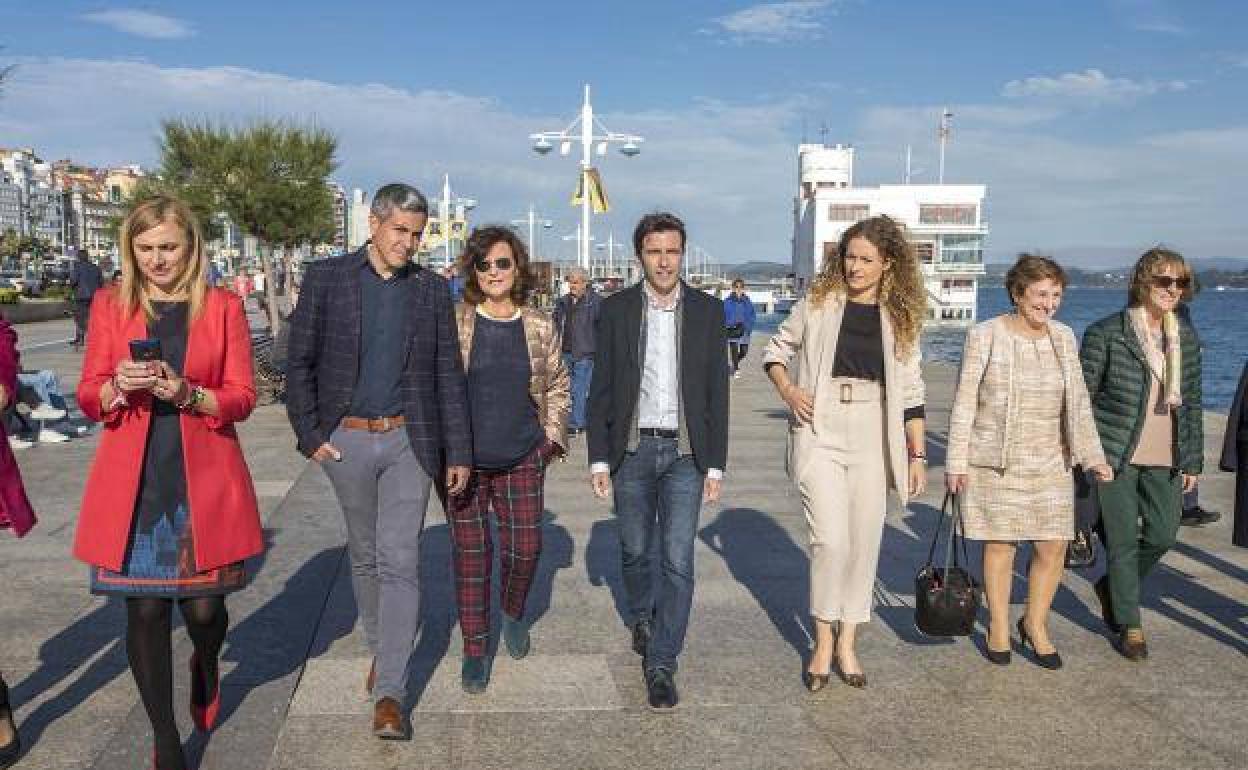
[764, 215, 928, 691]
[450, 225, 569, 694]
[946, 255, 1111, 669]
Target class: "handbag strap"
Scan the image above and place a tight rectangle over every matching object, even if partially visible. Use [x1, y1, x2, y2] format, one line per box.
[926, 492, 971, 572]
[925, 492, 953, 566]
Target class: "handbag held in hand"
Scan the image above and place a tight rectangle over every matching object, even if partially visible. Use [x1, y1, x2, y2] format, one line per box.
[915, 492, 981, 637]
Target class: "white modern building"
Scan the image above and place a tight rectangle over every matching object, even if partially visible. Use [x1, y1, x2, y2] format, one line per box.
[792, 143, 988, 323]
[347, 188, 370, 252]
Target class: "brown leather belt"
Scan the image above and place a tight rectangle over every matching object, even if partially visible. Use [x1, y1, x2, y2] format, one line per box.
[341, 415, 406, 433]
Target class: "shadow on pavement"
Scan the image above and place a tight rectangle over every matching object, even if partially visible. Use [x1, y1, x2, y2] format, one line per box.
[699, 507, 811, 662]
[585, 518, 629, 628]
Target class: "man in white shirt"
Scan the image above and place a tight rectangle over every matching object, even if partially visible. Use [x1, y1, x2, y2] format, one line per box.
[586, 212, 730, 710]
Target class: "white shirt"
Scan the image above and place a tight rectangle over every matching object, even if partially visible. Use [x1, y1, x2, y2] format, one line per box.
[638, 283, 680, 430]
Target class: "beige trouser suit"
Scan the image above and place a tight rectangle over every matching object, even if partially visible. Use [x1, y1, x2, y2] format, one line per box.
[764, 296, 925, 625]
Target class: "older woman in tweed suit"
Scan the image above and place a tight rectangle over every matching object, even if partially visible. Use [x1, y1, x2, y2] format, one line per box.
[947, 255, 1111, 669]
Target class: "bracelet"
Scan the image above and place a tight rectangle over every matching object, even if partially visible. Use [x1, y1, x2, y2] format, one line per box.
[909, 452, 928, 464]
[177, 385, 206, 412]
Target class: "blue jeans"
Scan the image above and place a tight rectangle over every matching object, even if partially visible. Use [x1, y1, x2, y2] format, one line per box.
[612, 436, 704, 673]
[563, 354, 593, 430]
[17, 370, 67, 410]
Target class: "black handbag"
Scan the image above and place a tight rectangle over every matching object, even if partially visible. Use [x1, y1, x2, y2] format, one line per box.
[915, 493, 981, 637]
[725, 322, 745, 338]
[1066, 468, 1100, 569]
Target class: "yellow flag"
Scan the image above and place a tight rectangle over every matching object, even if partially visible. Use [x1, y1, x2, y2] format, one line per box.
[571, 168, 610, 213]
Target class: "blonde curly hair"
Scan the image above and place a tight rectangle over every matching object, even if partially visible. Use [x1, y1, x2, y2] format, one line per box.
[808, 215, 926, 356]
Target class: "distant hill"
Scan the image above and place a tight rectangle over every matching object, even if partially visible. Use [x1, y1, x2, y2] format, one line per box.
[722, 261, 792, 280]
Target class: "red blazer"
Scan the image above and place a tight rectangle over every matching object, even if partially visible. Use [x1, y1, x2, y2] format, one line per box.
[0, 314, 36, 537]
[73, 287, 263, 572]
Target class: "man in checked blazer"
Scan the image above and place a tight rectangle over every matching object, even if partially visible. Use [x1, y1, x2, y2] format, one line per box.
[285, 183, 471, 740]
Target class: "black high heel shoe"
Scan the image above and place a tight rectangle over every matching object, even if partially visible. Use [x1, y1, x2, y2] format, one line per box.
[983, 645, 1012, 665]
[0, 678, 20, 769]
[1017, 618, 1063, 670]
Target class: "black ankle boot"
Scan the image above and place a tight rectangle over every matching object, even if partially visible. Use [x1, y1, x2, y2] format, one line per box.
[0, 677, 21, 769]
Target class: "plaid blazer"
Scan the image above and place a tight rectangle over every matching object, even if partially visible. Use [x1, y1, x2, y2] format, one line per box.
[285, 247, 472, 478]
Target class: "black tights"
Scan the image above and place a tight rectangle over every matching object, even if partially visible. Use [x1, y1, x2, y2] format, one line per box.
[126, 596, 228, 770]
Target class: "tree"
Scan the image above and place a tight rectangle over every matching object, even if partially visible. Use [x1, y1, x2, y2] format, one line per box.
[152, 119, 338, 332]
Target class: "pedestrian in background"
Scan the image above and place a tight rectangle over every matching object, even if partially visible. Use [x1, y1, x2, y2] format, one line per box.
[764, 215, 927, 691]
[449, 226, 568, 693]
[0, 310, 37, 769]
[1081, 247, 1203, 661]
[552, 267, 600, 436]
[69, 248, 103, 350]
[284, 183, 471, 741]
[946, 255, 1111, 669]
[587, 212, 729, 710]
[73, 196, 263, 770]
[723, 278, 756, 378]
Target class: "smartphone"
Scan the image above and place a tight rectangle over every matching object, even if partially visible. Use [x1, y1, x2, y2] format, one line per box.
[129, 338, 163, 362]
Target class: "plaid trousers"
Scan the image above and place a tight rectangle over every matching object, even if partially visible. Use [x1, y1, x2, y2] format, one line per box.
[448, 440, 551, 657]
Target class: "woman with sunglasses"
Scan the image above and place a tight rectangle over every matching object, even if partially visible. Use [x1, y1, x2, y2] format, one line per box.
[449, 226, 569, 693]
[1080, 247, 1203, 661]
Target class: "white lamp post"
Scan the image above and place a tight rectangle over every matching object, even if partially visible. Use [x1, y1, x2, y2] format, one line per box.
[510, 203, 553, 260]
[434, 173, 476, 269]
[530, 84, 643, 270]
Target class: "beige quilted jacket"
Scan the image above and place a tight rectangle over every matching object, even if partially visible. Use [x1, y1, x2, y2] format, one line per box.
[454, 303, 571, 453]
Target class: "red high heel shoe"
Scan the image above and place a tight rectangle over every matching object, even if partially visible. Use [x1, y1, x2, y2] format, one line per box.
[189, 652, 220, 732]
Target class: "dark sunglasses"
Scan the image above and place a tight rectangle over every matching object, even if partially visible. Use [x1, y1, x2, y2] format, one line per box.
[1151, 275, 1190, 290]
[473, 257, 514, 273]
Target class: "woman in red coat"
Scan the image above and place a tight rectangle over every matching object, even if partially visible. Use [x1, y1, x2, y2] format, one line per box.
[1, 312, 37, 768]
[73, 196, 262, 770]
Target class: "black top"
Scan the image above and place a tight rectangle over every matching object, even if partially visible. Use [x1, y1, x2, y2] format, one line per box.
[348, 260, 410, 417]
[468, 313, 543, 469]
[832, 301, 886, 381]
[135, 301, 189, 532]
[831, 301, 926, 422]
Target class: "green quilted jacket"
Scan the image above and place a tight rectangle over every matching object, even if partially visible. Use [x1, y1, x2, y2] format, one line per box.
[1079, 309, 1203, 474]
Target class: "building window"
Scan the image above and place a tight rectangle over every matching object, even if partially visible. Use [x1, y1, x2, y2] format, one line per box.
[822, 241, 838, 267]
[940, 235, 983, 264]
[919, 204, 977, 225]
[914, 242, 934, 264]
[827, 204, 869, 222]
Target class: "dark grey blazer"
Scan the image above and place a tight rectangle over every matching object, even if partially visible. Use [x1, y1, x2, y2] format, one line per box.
[284, 247, 471, 479]
[586, 281, 730, 474]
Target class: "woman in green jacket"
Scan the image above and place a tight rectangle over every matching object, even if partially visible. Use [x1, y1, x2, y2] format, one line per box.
[1080, 247, 1202, 661]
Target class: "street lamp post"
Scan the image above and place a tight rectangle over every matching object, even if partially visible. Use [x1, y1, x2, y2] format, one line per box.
[510, 203, 553, 260]
[434, 173, 476, 269]
[530, 84, 643, 270]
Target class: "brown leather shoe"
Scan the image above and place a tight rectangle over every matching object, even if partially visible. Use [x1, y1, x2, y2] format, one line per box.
[372, 697, 408, 740]
[1117, 628, 1149, 661]
[365, 658, 376, 694]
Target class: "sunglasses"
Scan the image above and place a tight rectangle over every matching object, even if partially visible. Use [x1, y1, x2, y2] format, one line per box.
[1151, 275, 1190, 290]
[473, 257, 514, 273]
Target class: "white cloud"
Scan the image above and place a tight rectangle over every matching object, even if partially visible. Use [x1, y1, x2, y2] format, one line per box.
[0, 57, 804, 263]
[81, 9, 194, 40]
[705, 1, 833, 44]
[1220, 52, 1248, 69]
[1002, 68, 1189, 104]
[1111, 0, 1188, 34]
[855, 103, 1247, 260]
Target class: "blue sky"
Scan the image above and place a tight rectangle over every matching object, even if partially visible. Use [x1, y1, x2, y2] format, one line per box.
[2, 1, 1246, 264]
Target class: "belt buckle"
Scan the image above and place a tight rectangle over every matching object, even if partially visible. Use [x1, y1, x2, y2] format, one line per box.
[840, 383, 852, 403]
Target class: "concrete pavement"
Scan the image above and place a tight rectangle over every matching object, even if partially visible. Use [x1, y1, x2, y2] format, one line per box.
[1, 320, 1246, 769]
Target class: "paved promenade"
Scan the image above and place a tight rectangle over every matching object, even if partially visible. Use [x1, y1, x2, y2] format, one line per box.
[2, 318, 1246, 769]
